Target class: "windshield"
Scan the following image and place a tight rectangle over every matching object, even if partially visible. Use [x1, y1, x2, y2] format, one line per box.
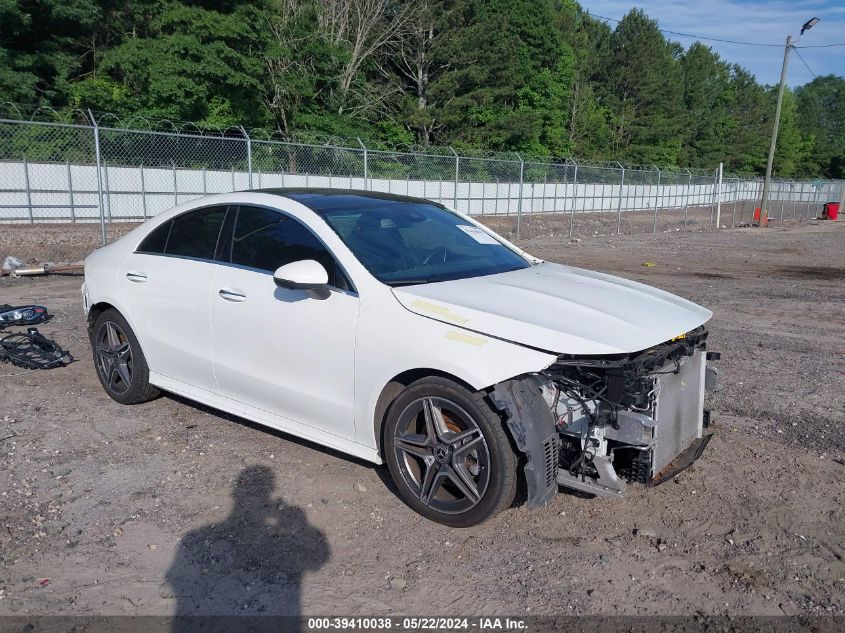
[312, 198, 531, 285]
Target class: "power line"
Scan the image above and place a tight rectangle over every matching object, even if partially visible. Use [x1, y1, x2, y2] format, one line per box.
[792, 47, 818, 78]
[586, 11, 845, 49]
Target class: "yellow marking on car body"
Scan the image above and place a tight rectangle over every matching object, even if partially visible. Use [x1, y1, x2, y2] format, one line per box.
[410, 300, 468, 324]
[445, 331, 488, 346]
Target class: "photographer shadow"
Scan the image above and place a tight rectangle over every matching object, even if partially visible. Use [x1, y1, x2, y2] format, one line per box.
[165, 465, 330, 632]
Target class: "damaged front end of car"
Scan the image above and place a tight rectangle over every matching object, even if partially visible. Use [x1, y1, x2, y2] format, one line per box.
[490, 326, 721, 506]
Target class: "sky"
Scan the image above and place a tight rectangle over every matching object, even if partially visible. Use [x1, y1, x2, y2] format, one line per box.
[581, 0, 845, 86]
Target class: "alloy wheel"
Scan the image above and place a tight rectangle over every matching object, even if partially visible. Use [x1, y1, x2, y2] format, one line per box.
[392, 396, 491, 514]
[95, 321, 133, 395]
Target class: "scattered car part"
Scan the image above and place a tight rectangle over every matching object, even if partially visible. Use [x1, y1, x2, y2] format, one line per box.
[0, 327, 73, 369]
[0, 304, 50, 328]
[1, 255, 23, 275]
[1, 261, 85, 277]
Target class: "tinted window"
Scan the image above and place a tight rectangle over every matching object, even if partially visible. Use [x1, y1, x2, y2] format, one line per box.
[164, 206, 228, 260]
[229, 206, 344, 287]
[137, 220, 172, 254]
[312, 199, 529, 285]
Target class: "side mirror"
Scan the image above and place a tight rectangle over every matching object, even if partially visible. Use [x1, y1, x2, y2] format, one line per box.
[273, 260, 329, 290]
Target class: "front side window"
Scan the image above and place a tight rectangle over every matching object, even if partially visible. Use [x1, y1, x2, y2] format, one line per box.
[310, 198, 530, 286]
[226, 206, 348, 289]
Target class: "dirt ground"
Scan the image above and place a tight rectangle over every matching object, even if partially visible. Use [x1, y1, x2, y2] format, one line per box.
[0, 220, 843, 619]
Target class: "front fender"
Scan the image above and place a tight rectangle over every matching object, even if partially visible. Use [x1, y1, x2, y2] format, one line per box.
[353, 299, 556, 451]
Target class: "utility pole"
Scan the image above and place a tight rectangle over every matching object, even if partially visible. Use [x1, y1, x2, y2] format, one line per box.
[759, 35, 792, 227]
[759, 17, 819, 227]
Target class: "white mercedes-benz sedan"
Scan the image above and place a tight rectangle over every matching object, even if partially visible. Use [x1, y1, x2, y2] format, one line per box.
[83, 189, 719, 527]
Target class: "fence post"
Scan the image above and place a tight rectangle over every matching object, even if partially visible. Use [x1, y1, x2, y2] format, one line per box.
[239, 126, 253, 189]
[66, 161, 76, 223]
[88, 109, 107, 246]
[779, 180, 785, 221]
[449, 146, 459, 209]
[805, 183, 811, 219]
[616, 163, 625, 235]
[516, 153, 524, 239]
[23, 154, 33, 223]
[651, 166, 661, 233]
[714, 162, 723, 229]
[103, 161, 113, 224]
[140, 164, 148, 219]
[173, 161, 178, 205]
[731, 179, 739, 227]
[568, 161, 579, 238]
[838, 180, 845, 214]
[709, 169, 719, 227]
[357, 137, 368, 189]
[683, 169, 691, 226]
[810, 182, 819, 219]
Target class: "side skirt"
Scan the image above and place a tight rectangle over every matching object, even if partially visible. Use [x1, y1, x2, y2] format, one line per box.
[149, 372, 383, 465]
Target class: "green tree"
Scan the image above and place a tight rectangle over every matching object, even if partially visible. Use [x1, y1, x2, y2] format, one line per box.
[598, 9, 684, 165]
[433, 0, 576, 155]
[771, 88, 810, 178]
[726, 66, 768, 173]
[70, 1, 269, 126]
[679, 43, 733, 167]
[795, 75, 845, 178]
[0, 0, 102, 105]
[556, 1, 613, 159]
[0, 0, 840, 178]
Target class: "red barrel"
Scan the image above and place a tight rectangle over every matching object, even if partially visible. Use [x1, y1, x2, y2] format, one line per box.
[823, 202, 839, 220]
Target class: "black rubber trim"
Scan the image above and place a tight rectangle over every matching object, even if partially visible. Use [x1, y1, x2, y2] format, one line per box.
[489, 377, 558, 509]
[648, 433, 713, 487]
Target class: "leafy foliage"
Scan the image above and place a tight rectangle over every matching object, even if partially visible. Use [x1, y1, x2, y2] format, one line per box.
[0, 0, 839, 176]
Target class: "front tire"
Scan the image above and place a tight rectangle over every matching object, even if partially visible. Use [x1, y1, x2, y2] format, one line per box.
[383, 377, 517, 527]
[90, 308, 159, 405]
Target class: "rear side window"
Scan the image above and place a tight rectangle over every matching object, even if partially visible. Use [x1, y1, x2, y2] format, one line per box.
[164, 206, 228, 260]
[137, 221, 172, 254]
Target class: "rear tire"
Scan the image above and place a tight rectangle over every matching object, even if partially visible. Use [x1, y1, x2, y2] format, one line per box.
[90, 308, 159, 405]
[383, 377, 517, 527]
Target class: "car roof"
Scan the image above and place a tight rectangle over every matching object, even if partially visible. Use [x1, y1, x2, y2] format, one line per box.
[250, 188, 443, 212]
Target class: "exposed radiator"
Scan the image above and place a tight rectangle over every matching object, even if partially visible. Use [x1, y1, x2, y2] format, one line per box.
[650, 351, 706, 476]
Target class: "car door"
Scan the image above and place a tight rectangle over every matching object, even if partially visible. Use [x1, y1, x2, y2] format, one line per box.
[117, 205, 229, 393]
[210, 205, 360, 441]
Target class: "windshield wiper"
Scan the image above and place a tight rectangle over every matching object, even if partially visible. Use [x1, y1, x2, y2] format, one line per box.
[383, 278, 437, 287]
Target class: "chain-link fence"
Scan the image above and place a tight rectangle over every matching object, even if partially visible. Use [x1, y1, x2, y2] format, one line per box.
[1, 115, 843, 267]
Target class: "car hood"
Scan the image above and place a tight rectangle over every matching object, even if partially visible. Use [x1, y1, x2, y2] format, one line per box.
[392, 262, 712, 355]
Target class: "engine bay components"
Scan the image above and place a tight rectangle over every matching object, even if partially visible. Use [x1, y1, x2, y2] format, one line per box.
[541, 327, 718, 497]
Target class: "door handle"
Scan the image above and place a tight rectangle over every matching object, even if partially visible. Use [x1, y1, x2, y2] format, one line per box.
[218, 289, 246, 302]
[125, 272, 147, 283]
